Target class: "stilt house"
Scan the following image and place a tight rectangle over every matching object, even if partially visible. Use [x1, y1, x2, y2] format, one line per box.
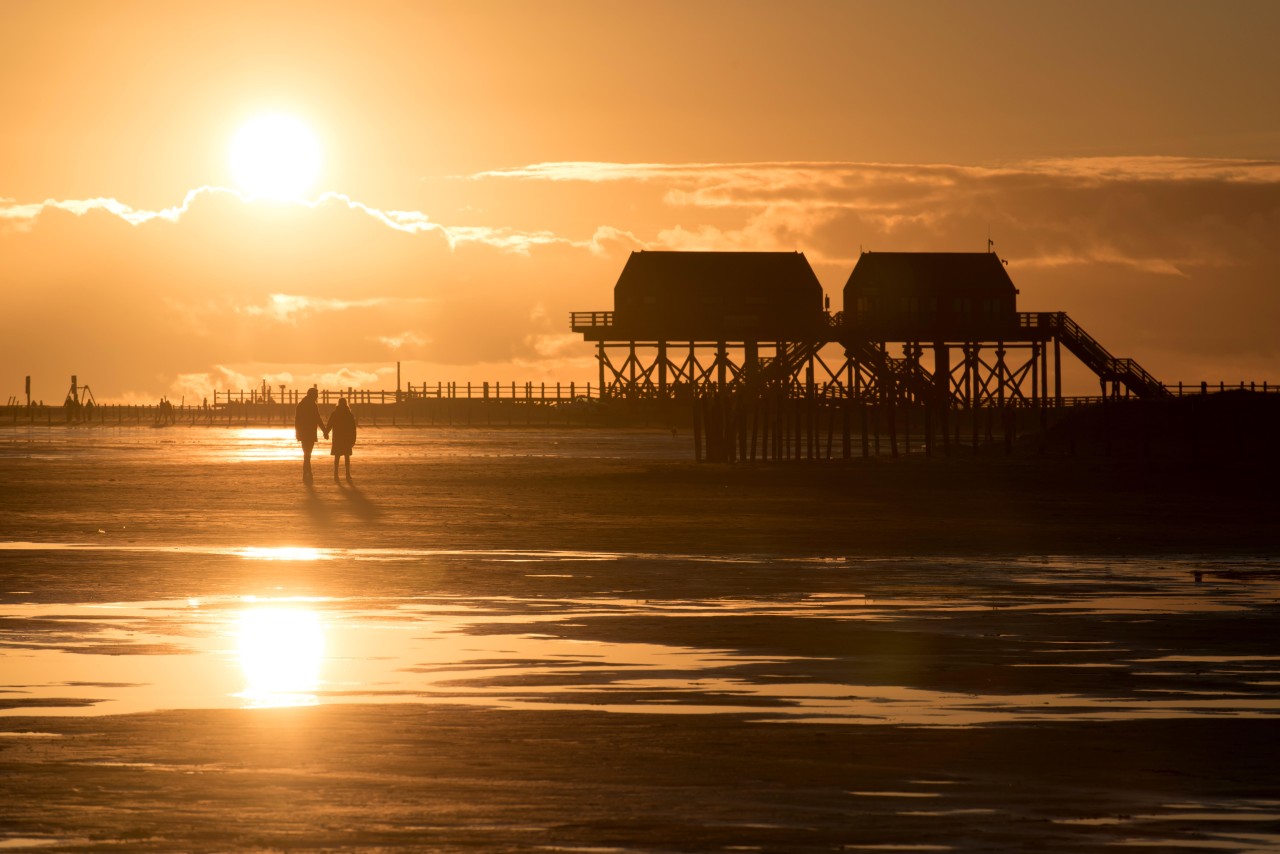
[843, 252, 1019, 341]
[611, 251, 825, 341]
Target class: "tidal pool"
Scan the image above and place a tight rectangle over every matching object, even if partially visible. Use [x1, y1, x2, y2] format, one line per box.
[3, 546, 1278, 725]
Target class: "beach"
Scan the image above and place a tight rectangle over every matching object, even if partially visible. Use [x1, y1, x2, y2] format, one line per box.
[1, 425, 1279, 851]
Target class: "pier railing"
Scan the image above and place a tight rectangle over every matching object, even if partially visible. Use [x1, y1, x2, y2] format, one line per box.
[570, 311, 614, 332]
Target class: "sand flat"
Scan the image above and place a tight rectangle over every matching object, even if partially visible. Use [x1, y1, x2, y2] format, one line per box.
[1, 425, 1278, 850]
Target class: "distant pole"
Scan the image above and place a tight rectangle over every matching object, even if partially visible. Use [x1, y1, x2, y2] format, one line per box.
[397, 361, 402, 403]
[25, 375, 30, 407]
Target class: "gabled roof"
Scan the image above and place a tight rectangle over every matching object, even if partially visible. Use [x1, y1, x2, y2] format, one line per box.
[844, 252, 1017, 294]
[615, 251, 822, 295]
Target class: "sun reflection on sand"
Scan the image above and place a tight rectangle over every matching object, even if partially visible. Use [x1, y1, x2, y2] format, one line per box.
[235, 606, 325, 708]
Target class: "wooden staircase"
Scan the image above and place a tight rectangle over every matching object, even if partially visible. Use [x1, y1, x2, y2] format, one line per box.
[1030, 312, 1168, 398]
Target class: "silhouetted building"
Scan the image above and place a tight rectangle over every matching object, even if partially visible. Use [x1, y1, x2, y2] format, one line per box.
[611, 250, 824, 341]
[843, 251, 1019, 341]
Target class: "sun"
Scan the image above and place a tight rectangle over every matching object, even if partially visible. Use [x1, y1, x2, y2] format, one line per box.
[229, 114, 321, 201]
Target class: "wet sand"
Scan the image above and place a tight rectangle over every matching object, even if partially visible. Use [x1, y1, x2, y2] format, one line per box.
[2, 425, 1279, 851]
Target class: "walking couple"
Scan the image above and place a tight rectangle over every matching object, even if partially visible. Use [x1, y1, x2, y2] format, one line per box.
[295, 388, 357, 481]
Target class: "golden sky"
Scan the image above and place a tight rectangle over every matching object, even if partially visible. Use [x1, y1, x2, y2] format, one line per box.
[3, 0, 1279, 401]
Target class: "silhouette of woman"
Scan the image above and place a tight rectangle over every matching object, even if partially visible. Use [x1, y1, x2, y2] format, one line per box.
[328, 397, 357, 481]
[294, 387, 328, 481]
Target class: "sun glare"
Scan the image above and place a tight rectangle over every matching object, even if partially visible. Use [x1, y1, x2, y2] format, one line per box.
[238, 546, 329, 561]
[229, 114, 321, 201]
[236, 607, 325, 708]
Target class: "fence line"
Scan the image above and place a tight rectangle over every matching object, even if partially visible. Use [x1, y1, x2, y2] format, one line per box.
[4, 378, 1275, 430]
[208, 381, 604, 408]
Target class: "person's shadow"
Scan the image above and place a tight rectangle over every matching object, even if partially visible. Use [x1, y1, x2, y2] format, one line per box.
[302, 476, 332, 524]
[336, 477, 381, 521]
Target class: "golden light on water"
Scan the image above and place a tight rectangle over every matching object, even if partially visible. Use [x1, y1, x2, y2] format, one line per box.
[236, 607, 325, 708]
[225, 428, 298, 462]
[238, 546, 329, 561]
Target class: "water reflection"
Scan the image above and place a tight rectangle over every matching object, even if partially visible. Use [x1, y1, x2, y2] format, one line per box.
[3, 553, 1279, 724]
[237, 546, 329, 562]
[235, 607, 325, 708]
[222, 428, 296, 462]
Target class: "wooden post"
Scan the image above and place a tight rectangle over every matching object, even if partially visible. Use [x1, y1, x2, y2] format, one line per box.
[693, 394, 703, 463]
[889, 392, 899, 458]
[874, 402, 883, 456]
[934, 343, 950, 456]
[924, 403, 933, 457]
[761, 394, 771, 461]
[750, 397, 759, 462]
[791, 394, 801, 461]
[1040, 341, 1049, 432]
[1069, 402, 1077, 456]
[1053, 334, 1062, 408]
[1102, 393, 1112, 457]
[903, 400, 911, 456]
[860, 400, 870, 458]
[825, 404, 834, 460]
[658, 341, 668, 399]
[842, 400, 851, 460]
[597, 342, 606, 400]
[806, 360, 816, 460]
[971, 401, 979, 456]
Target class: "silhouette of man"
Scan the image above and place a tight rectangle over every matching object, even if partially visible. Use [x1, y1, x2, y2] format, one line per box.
[328, 397, 357, 481]
[295, 387, 328, 480]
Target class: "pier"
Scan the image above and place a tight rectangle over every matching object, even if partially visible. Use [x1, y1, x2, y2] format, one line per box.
[569, 250, 1278, 461]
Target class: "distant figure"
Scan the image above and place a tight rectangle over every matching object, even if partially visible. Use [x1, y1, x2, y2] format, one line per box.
[294, 388, 328, 480]
[328, 397, 357, 481]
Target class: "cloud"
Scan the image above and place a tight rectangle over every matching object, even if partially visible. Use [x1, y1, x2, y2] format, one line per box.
[376, 331, 429, 351]
[241, 293, 428, 324]
[472, 156, 1280, 378]
[1019, 156, 1280, 184]
[313, 366, 385, 389]
[0, 186, 226, 228]
[167, 366, 297, 404]
[475, 156, 1280, 188]
[4, 155, 1279, 399]
[0, 186, 588, 253]
[472, 156, 1280, 268]
[167, 365, 389, 401]
[524, 332, 582, 359]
